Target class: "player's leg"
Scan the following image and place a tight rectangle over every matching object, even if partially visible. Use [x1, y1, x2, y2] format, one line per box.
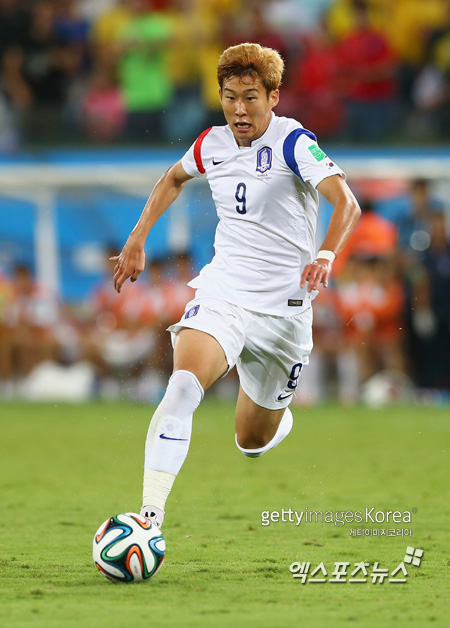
[141, 328, 229, 526]
[172, 328, 229, 390]
[233, 307, 313, 458]
[234, 386, 293, 457]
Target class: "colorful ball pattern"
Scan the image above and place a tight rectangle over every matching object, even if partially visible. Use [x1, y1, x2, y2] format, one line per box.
[93, 512, 165, 582]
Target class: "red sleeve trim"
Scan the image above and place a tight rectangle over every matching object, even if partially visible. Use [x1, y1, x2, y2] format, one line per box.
[193, 127, 212, 174]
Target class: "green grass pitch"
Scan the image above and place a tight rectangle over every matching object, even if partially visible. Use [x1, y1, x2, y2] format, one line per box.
[0, 400, 449, 627]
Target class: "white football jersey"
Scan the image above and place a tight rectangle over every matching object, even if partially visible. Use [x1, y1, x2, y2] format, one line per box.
[181, 113, 345, 316]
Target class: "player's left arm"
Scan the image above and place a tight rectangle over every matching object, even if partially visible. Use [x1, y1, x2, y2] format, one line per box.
[300, 174, 361, 292]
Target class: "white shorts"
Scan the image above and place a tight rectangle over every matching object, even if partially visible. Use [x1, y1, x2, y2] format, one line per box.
[167, 290, 313, 410]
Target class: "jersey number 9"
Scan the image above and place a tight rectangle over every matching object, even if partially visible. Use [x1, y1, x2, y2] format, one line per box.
[235, 182, 247, 215]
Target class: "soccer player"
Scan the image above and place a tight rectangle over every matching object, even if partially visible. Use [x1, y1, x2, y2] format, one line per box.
[112, 43, 361, 528]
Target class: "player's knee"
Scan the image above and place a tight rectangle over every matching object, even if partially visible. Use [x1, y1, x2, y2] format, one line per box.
[235, 434, 267, 458]
[235, 430, 270, 452]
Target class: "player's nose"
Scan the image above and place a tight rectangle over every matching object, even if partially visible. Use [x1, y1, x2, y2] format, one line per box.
[235, 100, 247, 116]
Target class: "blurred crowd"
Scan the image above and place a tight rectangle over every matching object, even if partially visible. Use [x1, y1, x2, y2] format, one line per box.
[0, 179, 449, 404]
[302, 179, 450, 404]
[0, 251, 195, 400]
[1, 0, 450, 151]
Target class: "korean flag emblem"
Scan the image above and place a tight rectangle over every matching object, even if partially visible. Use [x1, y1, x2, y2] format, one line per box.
[256, 146, 272, 173]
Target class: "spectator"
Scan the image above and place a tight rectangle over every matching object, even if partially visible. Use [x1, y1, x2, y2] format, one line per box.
[1, 0, 82, 142]
[412, 3, 450, 139]
[5, 264, 61, 379]
[336, 0, 398, 141]
[383, 0, 448, 117]
[139, 258, 174, 386]
[415, 213, 450, 389]
[139, 258, 172, 327]
[294, 286, 361, 405]
[90, 0, 133, 48]
[333, 198, 398, 275]
[116, 0, 175, 142]
[306, 195, 404, 401]
[335, 255, 406, 384]
[165, 251, 195, 322]
[288, 17, 343, 138]
[54, 0, 91, 48]
[81, 63, 126, 142]
[224, 1, 289, 61]
[0, 0, 30, 63]
[82, 249, 153, 396]
[162, 0, 206, 142]
[405, 212, 450, 390]
[396, 178, 444, 262]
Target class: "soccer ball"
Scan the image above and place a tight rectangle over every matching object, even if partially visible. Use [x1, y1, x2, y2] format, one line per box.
[92, 512, 165, 582]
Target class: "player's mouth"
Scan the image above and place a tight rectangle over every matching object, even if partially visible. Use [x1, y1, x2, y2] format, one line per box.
[235, 122, 252, 132]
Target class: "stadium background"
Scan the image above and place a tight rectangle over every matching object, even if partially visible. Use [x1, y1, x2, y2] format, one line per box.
[1, 3, 449, 627]
[0, 0, 449, 404]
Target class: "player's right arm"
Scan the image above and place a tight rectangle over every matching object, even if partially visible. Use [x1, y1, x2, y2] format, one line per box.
[113, 160, 193, 293]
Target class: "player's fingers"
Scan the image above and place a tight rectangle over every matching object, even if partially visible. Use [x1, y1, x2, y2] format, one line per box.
[303, 264, 318, 292]
[310, 267, 328, 292]
[113, 268, 123, 282]
[113, 258, 129, 279]
[115, 274, 127, 293]
[309, 268, 325, 291]
[113, 271, 121, 292]
[114, 267, 131, 293]
[113, 259, 124, 275]
[300, 264, 313, 288]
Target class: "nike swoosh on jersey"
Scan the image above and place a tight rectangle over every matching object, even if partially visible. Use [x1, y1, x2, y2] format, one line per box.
[277, 392, 294, 401]
[159, 433, 189, 441]
[212, 159, 224, 165]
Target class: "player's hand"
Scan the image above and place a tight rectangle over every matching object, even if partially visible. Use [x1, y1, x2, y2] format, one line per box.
[300, 258, 332, 292]
[111, 239, 146, 293]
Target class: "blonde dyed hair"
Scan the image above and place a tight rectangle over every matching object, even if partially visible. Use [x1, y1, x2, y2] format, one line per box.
[217, 43, 284, 95]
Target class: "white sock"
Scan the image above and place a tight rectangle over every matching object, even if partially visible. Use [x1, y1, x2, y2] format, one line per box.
[235, 407, 293, 458]
[143, 369, 204, 511]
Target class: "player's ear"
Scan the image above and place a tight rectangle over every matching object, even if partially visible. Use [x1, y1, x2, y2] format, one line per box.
[270, 89, 279, 108]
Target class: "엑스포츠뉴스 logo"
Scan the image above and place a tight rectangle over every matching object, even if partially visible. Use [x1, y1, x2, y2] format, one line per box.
[288, 546, 425, 585]
[256, 146, 272, 173]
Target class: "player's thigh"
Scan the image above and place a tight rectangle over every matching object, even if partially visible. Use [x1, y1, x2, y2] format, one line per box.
[169, 291, 246, 391]
[173, 328, 228, 391]
[236, 307, 313, 411]
[235, 385, 285, 447]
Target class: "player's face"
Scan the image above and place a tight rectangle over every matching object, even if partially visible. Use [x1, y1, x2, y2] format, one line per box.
[219, 75, 279, 147]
